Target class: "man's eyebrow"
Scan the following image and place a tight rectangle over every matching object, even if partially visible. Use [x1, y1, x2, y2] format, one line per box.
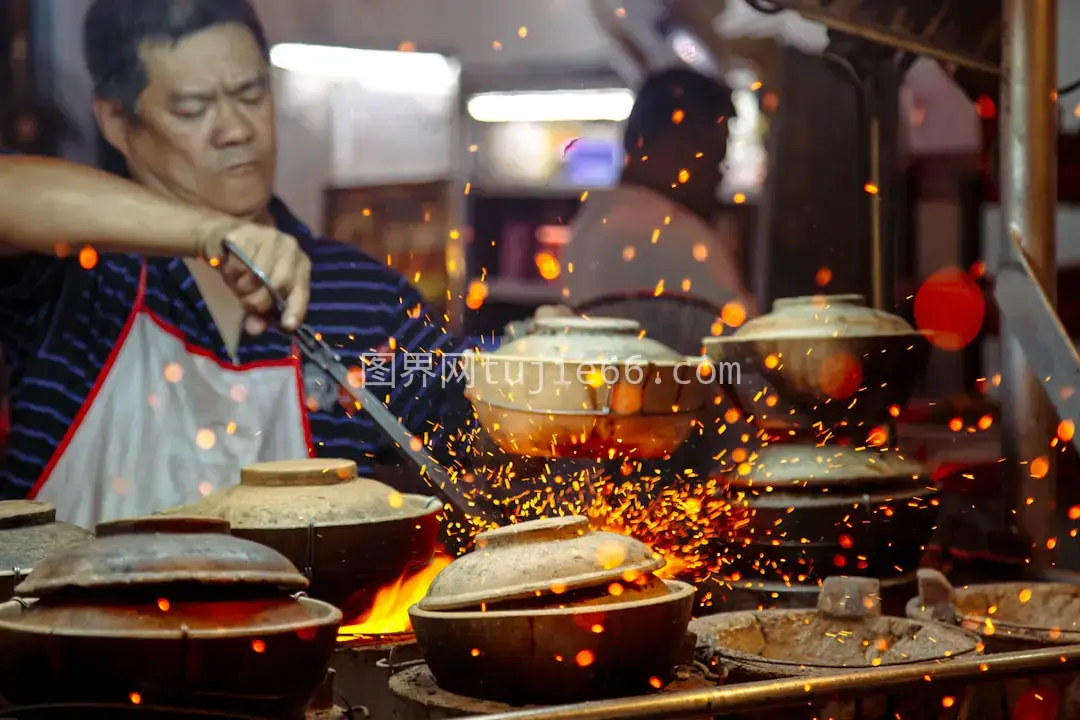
[226, 73, 269, 95]
[169, 74, 269, 103]
[169, 89, 215, 104]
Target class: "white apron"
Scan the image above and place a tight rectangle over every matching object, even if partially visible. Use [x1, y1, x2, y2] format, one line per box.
[29, 262, 313, 528]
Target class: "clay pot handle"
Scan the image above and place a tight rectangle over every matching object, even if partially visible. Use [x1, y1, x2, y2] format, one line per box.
[817, 576, 882, 620]
[916, 568, 957, 608]
[0, 500, 56, 530]
[916, 569, 960, 624]
[476, 515, 589, 549]
[241, 458, 356, 487]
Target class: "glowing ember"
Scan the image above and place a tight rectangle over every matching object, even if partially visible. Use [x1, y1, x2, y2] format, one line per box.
[337, 556, 452, 640]
[79, 245, 98, 269]
[721, 302, 746, 328]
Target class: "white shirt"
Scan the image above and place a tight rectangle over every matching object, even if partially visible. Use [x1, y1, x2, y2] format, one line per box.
[562, 184, 755, 314]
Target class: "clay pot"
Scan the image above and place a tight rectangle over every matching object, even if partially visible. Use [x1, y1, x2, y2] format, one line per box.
[409, 516, 694, 704]
[162, 459, 441, 617]
[0, 515, 341, 719]
[419, 516, 665, 611]
[0, 500, 91, 601]
[410, 579, 696, 704]
[465, 317, 711, 458]
[703, 295, 929, 430]
[722, 444, 938, 582]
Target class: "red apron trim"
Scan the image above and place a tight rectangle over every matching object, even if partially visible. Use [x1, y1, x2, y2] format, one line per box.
[29, 262, 149, 499]
[142, 310, 295, 371]
[293, 359, 315, 457]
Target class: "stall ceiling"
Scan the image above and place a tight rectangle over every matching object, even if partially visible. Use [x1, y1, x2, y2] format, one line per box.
[253, 0, 611, 68]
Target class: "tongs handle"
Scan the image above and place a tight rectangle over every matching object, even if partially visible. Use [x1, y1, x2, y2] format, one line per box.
[220, 239, 289, 318]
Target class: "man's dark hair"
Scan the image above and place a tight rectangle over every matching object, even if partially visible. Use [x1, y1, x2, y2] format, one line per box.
[623, 67, 736, 157]
[84, 0, 269, 117]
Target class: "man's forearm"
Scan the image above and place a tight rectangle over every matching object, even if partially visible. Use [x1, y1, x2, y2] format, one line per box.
[0, 155, 231, 257]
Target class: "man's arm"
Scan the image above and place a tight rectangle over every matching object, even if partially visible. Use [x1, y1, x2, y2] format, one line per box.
[0, 154, 225, 257]
[0, 153, 310, 330]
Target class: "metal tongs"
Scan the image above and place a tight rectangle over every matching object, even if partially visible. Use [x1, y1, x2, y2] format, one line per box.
[221, 240, 485, 521]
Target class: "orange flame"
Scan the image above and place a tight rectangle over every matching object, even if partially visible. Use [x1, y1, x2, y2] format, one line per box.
[337, 555, 452, 640]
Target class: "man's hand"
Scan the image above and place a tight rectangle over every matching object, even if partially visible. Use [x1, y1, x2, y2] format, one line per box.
[199, 223, 311, 335]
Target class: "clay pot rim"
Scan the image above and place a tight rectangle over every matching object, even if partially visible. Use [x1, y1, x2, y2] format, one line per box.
[17, 571, 309, 596]
[703, 330, 930, 346]
[701, 608, 982, 670]
[410, 579, 694, 619]
[0, 595, 342, 640]
[463, 394, 706, 417]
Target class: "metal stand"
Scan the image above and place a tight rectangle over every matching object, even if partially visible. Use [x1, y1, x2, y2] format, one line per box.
[995, 0, 1058, 569]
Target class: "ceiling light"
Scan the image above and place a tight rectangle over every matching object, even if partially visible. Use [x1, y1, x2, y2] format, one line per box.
[467, 89, 634, 123]
[269, 43, 459, 94]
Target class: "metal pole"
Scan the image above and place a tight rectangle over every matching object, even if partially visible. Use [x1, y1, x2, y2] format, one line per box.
[999, 0, 1058, 568]
[468, 644, 1080, 720]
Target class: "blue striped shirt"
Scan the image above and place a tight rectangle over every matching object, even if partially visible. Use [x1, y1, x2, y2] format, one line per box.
[0, 175, 473, 499]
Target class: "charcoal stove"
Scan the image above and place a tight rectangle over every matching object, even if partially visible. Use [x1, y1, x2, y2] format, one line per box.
[330, 633, 422, 720]
[388, 663, 717, 720]
[691, 577, 983, 720]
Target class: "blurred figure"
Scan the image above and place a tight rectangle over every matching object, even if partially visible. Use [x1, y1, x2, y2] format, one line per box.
[563, 68, 754, 316]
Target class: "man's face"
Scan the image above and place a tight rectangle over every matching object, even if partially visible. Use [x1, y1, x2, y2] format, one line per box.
[96, 23, 276, 220]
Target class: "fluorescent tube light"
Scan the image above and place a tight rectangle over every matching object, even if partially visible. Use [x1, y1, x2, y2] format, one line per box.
[467, 89, 634, 123]
[270, 43, 459, 93]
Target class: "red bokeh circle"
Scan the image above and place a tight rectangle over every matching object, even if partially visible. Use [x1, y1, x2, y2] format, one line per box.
[914, 265, 986, 351]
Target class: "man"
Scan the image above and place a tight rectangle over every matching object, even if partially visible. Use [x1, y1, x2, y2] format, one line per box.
[562, 68, 755, 320]
[0, 0, 471, 527]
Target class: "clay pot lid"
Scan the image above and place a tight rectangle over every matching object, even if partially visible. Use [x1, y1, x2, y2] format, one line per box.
[14, 515, 308, 597]
[726, 443, 929, 488]
[731, 295, 918, 341]
[160, 458, 441, 529]
[492, 316, 684, 363]
[417, 516, 665, 611]
[0, 501, 93, 577]
[0, 500, 58, 530]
